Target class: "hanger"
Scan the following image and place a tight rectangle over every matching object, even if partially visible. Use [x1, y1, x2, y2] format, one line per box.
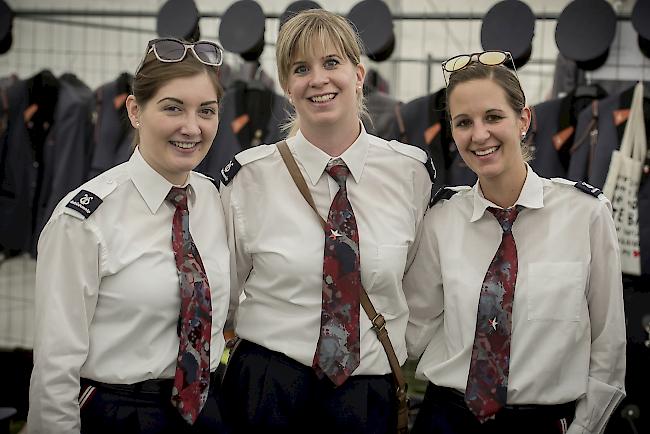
[246, 62, 267, 91]
[25, 69, 60, 125]
[573, 72, 607, 99]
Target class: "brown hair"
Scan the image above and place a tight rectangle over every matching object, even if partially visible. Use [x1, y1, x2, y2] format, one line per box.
[446, 62, 533, 161]
[276, 9, 368, 136]
[131, 46, 223, 146]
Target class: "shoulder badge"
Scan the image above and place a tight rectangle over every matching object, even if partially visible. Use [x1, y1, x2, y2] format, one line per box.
[424, 156, 437, 183]
[220, 144, 276, 186]
[574, 181, 602, 198]
[429, 186, 459, 208]
[65, 190, 103, 218]
[220, 158, 242, 186]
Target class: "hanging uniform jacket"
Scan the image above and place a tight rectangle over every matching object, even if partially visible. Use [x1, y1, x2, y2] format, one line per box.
[0, 77, 93, 255]
[388, 88, 475, 193]
[196, 81, 292, 180]
[529, 89, 606, 179]
[89, 74, 134, 179]
[568, 85, 650, 274]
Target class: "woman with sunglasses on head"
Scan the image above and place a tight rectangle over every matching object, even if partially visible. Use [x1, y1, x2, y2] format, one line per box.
[404, 52, 626, 434]
[28, 38, 231, 434]
[219, 9, 432, 433]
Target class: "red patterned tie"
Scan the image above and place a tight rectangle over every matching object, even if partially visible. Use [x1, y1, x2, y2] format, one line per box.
[465, 206, 521, 422]
[166, 187, 212, 424]
[312, 159, 361, 386]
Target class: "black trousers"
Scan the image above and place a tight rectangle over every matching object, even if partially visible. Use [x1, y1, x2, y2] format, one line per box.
[79, 373, 230, 434]
[412, 383, 575, 434]
[221, 339, 397, 434]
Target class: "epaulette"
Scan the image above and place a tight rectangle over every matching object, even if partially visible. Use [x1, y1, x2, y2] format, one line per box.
[220, 144, 275, 186]
[193, 171, 218, 190]
[550, 178, 604, 199]
[574, 181, 603, 198]
[386, 140, 428, 163]
[429, 186, 460, 208]
[64, 177, 118, 219]
[386, 140, 435, 182]
[424, 156, 437, 183]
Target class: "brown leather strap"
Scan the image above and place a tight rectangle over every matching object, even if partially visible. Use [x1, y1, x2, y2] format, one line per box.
[277, 140, 409, 433]
[570, 99, 599, 154]
[277, 141, 326, 229]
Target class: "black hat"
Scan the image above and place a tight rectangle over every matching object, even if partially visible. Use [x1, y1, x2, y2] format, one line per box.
[348, 0, 395, 62]
[0, 0, 13, 54]
[481, 0, 535, 69]
[219, 0, 266, 61]
[632, 0, 650, 58]
[555, 0, 616, 71]
[279, 1, 321, 30]
[156, 0, 201, 42]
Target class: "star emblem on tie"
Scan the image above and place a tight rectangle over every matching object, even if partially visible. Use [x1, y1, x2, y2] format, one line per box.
[329, 229, 342, 240]
[489, 317, 498, 331]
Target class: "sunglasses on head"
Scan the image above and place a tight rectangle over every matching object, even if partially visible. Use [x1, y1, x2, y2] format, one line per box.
[441, 50, 518, 85]
[136, 38, 224, 75]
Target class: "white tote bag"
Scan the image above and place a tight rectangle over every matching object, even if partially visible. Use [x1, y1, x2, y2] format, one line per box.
[602, 82, 647, 275]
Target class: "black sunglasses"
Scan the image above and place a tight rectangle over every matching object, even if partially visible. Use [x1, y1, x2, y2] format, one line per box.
[136, 38, 224, 75]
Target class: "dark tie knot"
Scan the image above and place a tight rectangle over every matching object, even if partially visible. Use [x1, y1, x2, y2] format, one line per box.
[166, 186, 188, 210]
[488, 206, 521, 232]
[326, 159, 350, 188]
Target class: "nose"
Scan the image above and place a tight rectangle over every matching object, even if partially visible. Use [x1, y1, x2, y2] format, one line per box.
[309, 67, 330, 87]
[180, 113, 201, 137]
[471, 121, 490, 144]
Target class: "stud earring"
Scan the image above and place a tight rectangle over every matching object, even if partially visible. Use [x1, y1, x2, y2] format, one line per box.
[288, 96, 293, 105]
[135, 121, 140, 128]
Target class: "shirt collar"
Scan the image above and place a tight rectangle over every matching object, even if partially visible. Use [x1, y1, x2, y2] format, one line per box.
[289, 122, 369, 186]
[128, 147, 197, 214]
[469, 164, 544, 222]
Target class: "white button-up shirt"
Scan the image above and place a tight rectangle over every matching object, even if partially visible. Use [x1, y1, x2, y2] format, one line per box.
[28, 148, 230, 434]
[404, 165, 626, 434]
[221, 128, 432, 375]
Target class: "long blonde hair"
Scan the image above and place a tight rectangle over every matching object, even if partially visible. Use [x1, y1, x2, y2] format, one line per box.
[276, 9, 368, 137]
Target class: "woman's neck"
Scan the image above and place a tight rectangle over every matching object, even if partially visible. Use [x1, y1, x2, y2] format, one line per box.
[479, 163, 528, 209]
[301, 117, 361, 157]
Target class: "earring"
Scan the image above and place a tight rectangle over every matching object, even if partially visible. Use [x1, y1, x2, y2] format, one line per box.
[135, 121, 140, 128]
[288, 96, 293, 105]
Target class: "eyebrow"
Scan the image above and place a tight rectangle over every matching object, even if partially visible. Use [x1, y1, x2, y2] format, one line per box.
[291, 53, 341, 66]
[452, 108, 505, 121]
[156, 97, 218, 106]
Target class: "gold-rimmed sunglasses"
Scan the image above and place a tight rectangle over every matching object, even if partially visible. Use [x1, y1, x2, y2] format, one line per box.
[441, 50, 518, 85]
[135, 38, 224, 76]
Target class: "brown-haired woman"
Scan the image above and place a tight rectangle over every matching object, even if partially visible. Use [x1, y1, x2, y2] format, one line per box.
[28, 38, 231, 434]
[404, 55, 626, 434]
[219, 9, 432, 433]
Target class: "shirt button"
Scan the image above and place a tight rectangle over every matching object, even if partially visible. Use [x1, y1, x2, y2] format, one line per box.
[106, 179, 114, 184]
[33, 161, 39, 168]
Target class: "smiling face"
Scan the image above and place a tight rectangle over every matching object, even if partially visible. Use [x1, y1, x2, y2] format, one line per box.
[448, 78, 530, 184]
[126, 71, 219, 185]
[284, 39, 365, 136]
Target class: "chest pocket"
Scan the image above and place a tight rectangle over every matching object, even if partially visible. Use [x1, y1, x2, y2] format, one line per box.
[361, 244, 408, 316]
[527, 262, 585, 322]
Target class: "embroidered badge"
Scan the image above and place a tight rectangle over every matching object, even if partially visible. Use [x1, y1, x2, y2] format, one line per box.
[429, 187, 458, 208]
[574, 181, 602, 198]
[65, 190, 103, 218]
[220, 158, 242, 186]
[424, 156, 437, 183]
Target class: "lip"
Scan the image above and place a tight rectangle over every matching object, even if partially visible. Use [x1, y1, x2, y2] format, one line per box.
[307, 92, 337, 103]
[169, 140, 201, 153]
[471, 145, 500, 158]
